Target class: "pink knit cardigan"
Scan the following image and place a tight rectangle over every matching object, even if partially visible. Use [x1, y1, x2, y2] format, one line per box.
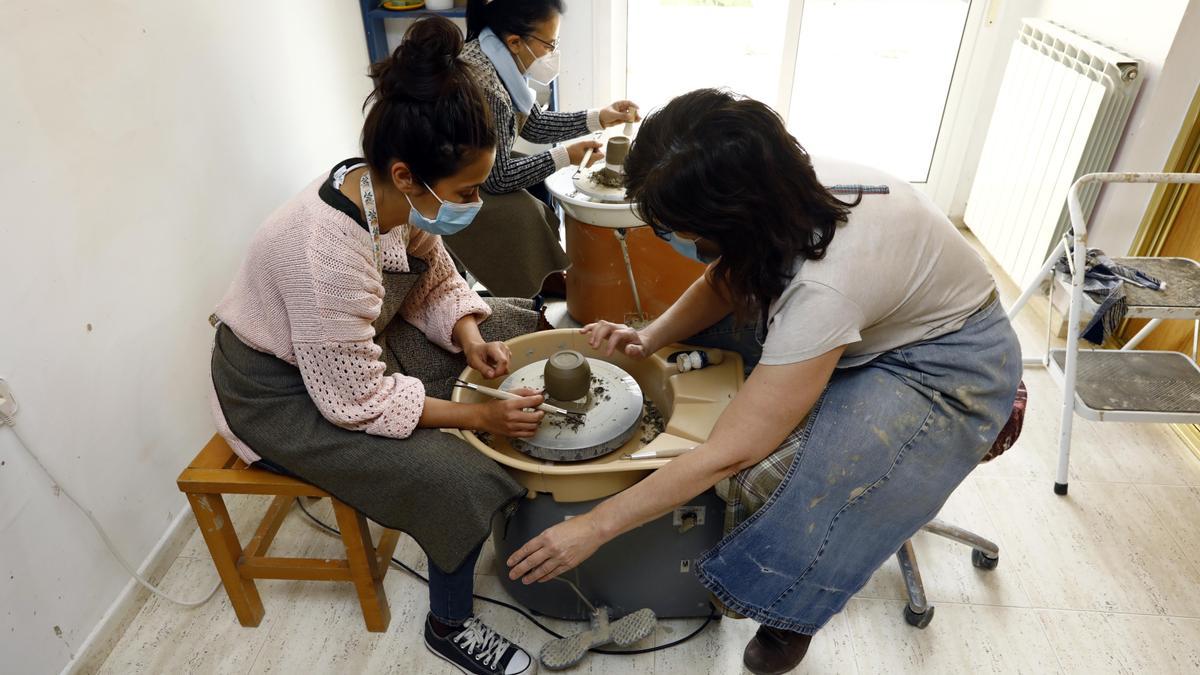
[210, 177, 491, 463]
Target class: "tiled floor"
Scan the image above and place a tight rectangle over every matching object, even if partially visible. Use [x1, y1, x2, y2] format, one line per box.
[98, 244, 1200, 674]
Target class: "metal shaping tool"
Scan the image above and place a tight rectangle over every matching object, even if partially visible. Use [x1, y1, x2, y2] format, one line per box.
[451, 378, 586, 423]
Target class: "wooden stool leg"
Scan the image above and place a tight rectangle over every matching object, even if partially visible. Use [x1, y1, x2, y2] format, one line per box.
[332, 499, 391, 632]
[186, 493, 265, 626]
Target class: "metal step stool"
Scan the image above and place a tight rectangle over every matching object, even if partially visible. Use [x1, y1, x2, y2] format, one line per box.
[1010, 172, 1200, 495]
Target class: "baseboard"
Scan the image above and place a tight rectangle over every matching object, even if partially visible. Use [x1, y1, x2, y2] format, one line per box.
[1173, 424, 1200, 466]
[61, 502, 200, 675]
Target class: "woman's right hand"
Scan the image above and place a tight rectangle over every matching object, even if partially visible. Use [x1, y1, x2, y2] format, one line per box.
[477, 388, 545, 438]
[566, 140, 604, 167]
[581, 321, 654, 358]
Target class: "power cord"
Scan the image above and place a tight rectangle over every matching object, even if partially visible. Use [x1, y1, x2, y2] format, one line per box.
[1, 420, 221, 608]
[295, 498, 718, 656]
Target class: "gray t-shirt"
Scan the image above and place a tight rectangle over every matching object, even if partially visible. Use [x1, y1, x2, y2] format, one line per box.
[760, 157, 996, 368]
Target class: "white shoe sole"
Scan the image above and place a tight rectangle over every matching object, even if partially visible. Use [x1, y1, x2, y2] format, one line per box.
[424, 638, 536, 675]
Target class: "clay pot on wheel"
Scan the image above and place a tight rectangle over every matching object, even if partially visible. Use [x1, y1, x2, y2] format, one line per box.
[543, 350, 591, 402]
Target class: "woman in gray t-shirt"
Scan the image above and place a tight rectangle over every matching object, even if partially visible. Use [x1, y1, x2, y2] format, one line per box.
[506, 89, 1022, 674]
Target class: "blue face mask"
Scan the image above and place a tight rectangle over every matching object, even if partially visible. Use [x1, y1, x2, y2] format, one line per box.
[405, 182, 482, 236]
[663, 232, 718, 264]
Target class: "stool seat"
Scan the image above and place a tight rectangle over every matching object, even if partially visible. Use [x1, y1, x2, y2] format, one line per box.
[178, 435, 401, 631]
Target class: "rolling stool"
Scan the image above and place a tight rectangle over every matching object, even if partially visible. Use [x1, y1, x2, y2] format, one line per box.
[898, 381, 1027, 628]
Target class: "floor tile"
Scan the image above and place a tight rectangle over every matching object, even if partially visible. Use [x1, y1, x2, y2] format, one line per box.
[1038, 608, 1200, 674]
[652, 609, 857, 675]
[845, 598, 1061, 674]
[976, 477, 1200, 616]
[1133, 484, 1200, 583]
[98, 557, 270, 675]
[247, 573, 438, 674]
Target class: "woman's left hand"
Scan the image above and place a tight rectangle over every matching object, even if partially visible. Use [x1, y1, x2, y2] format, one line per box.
[600, 100, 641, 128]
[464, 340, 512, 379]
[507, 514, 606, 584]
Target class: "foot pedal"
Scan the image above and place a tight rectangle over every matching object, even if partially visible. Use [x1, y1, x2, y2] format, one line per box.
[539, 607, 657, 670]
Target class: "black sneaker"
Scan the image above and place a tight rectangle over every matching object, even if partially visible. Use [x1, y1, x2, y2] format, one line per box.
[424, 615, 534, 675]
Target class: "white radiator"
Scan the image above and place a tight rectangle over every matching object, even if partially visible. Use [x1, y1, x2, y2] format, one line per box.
[964, 19, 1141, 287]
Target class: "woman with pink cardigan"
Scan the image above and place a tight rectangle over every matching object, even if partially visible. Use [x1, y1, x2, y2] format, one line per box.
[209, 17, 538, 675]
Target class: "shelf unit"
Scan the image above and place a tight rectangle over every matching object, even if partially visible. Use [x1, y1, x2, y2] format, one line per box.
[358, 2, 466, 65]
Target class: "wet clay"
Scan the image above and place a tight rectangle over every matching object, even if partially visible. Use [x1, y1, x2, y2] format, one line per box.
[543, 350, 591, 401]
[589, 136, 630, 189]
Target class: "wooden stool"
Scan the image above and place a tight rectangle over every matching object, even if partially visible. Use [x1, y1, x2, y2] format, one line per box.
[177, 434, 400, 631]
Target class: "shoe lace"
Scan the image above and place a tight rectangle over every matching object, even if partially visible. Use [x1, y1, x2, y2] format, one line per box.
[453, 617, 511, 670]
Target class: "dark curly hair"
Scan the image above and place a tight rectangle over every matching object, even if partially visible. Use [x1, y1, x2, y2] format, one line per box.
[362, 16, 495, 184]
[625, 89, 858, 315]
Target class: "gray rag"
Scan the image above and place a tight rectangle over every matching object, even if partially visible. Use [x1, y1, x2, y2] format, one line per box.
[1054, 247, 1163, 344]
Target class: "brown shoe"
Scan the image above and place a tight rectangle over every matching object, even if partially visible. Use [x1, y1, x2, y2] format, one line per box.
[743, 625, 813, 675]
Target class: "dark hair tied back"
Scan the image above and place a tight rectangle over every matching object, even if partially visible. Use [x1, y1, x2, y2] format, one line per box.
[361, 16, 496, 184]
[466, 0, 566, 41]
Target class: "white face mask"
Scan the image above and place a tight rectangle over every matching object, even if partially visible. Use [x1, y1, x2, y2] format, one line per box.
[522, 40, 560, 85]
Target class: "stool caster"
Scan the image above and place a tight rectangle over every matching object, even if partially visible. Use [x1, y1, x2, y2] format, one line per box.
[971, 549, 999, 570]
[904, 604, 935, 629]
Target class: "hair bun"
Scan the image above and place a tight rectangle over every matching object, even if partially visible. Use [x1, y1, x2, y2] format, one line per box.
[370, 16, 465, 103]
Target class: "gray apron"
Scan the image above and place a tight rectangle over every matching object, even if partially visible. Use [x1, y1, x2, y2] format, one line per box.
[443, 187, 569, 298]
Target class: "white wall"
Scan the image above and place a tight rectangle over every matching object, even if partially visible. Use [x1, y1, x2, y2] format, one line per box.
[1034, 0, 1199, 253]
[0, 3, 371, 673]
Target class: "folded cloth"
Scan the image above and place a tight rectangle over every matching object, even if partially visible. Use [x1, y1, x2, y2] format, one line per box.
[1055, 247, 1163, 344]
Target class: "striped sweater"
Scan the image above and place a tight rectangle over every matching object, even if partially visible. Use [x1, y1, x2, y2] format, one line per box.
[460, 38, 602, 194]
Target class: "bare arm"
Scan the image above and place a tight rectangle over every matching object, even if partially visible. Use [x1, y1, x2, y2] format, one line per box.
[506, 346, 844, 583]
[639, 271, 734, 353]
[585, 270, 736, 358]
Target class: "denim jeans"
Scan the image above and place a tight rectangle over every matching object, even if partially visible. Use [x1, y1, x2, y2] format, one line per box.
[684, 313, 763, 373]
[428, 543, 483, 625]
[696, 298, 1021, 634]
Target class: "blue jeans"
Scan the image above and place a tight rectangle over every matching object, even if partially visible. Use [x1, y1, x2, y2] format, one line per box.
[428, 543, 483, 625]
[696, 298, 1021, 634]
[253, 458, 482, 625]
[685, 313, 763, 373]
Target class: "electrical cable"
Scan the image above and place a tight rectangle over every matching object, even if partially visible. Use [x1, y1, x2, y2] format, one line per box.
[1, 421, 221, 608]
[295, 498, 718, 656]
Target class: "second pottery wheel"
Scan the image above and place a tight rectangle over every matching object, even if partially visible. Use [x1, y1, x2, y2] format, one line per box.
[572, 163, 629, 203]
[573, 135, 631, 203]
[500, 357, 643, 462]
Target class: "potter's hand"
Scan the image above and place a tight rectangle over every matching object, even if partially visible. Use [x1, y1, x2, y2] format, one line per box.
[508, 514, 604, 584]
[465, 340, 511, 379]
[600, 100, 641, 128]
[581, 321, 652, 358]
[478, 388, 544, 438]
[567, 140, 604, 167]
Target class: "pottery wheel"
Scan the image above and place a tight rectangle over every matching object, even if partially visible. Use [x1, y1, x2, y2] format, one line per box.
[572, 162, 630, 204]
[500, 358, 643, 462]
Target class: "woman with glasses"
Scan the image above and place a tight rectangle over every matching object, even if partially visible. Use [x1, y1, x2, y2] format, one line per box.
[447, 0, 641, 300]
[506, 89, 1022, 674]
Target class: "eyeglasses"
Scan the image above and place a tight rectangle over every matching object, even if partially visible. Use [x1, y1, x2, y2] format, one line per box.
[649, 223, 673, 240]
[526, 34, 560, 51]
